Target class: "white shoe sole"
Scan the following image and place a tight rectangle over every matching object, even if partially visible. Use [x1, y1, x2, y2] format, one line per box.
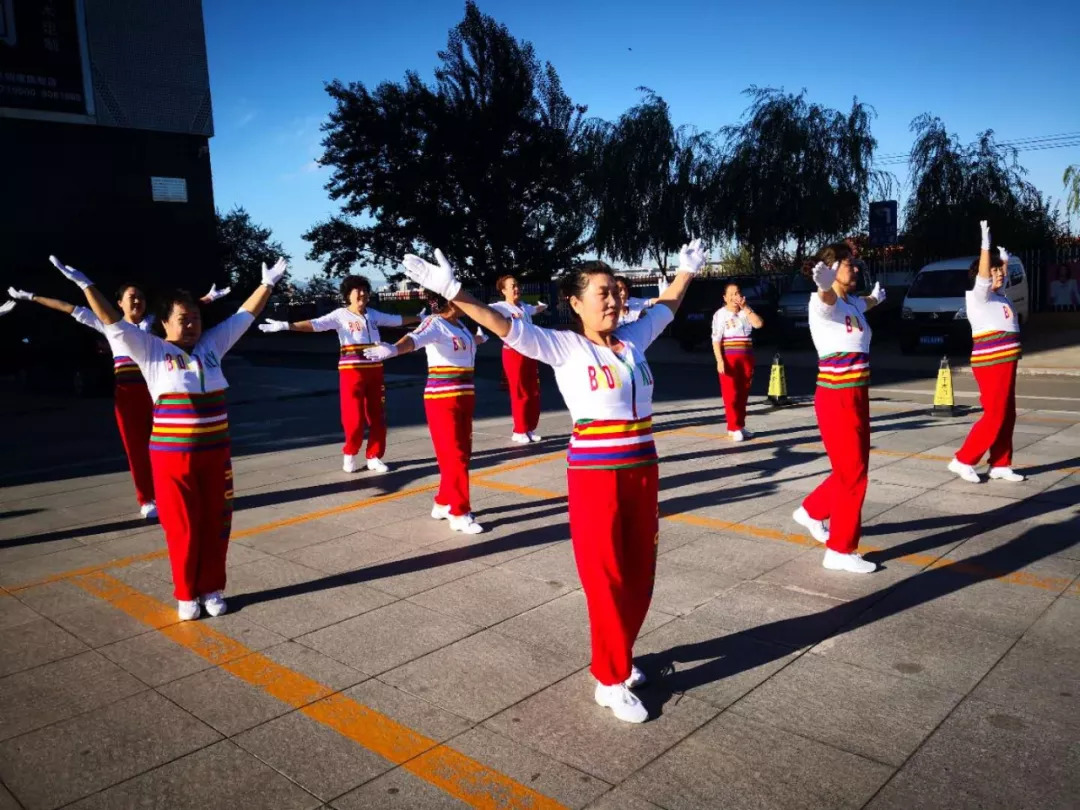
[947, 460, 980, 483]
[594, 688, 648, 723]
[792, 508, 828, 543]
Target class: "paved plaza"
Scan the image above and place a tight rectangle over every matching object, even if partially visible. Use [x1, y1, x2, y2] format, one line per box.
[1, 358, 1078, 809]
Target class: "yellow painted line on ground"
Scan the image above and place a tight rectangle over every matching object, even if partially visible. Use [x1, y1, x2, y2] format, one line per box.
[7, 550, 174, 594]
[69, 571, 567, 810]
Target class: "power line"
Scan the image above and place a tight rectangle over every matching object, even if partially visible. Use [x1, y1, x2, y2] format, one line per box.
[875, 131, 1080, 167]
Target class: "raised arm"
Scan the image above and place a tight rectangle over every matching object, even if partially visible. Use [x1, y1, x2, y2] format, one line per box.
[260, 319, 316, 333]
[48, 256, 123, 325]
[200, 283, 231, 305]
[811, 261, 838, 307]
[861, 282, 886, 312]
[238, 259, 287, 318]
[7, 287, 77, 315]
[400, 249, 513, 338]
[653, 239, 705, 316]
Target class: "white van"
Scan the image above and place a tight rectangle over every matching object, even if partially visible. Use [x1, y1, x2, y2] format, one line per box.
[900, 255, 1029, 353]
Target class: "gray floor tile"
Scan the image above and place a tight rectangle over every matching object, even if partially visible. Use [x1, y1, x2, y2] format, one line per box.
[0, 651, 145, 741]
[157, 667, 292, 736]
[339, 678, 474, 743]
[972, 640, 1080, 727]
[621, 711, 893, 810]
[49, 601, 154, 648]
[0, 690, 219, 810]
[659, 530, 806, 580]
[66, 740, 320, 810]
[258, 642, 367, 691]
[98, 629, 213, 687]
[0, 617, 88, 678]
[649, 560, 741, 616]
[0, 594, 42, 630]
[330, 767, 469, 810]
[1022, 597, 1080, 651]
[409, 567, 571, 627]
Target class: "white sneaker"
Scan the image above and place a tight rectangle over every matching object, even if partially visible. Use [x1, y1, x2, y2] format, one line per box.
[201, 591, 227, 617]
[729, 429, 745, 442]
[178, 599, 201, 621]
[139, 502, 158, 519]
[625, 665, 647, 689]
[594, 682, 648, 723]
[511, 432, 531, 444]
[822, 549, 877, 574]
[526, 431, 543, 443]
[449, 513, 484, 534]
[431, 502, 451, 520]
[948, 458, 981, 483]
[343, 454, 359, 473]
[988, 466, 1025, 482]
[366, 457, 389, 474]
[792, 506, 829, 543]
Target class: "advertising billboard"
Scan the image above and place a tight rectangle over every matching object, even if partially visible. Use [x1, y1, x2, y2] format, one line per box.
[0, 0, 89, 116]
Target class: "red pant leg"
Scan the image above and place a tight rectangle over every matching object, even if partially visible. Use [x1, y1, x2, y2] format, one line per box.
[339, 369, 365, 456]
[114, 382, 155, 506]
[956, 362, 1015, 467]
[193, 448, 232, 597]
[568, 464, 659, 686]
[719, 372, 737, 430]
[618, 465, 660, 647]
[720, 354, 754, 431]
[503, 348, 529, 433]
[150, 449, 200, 601]
[424, 395, 474, 516]
[988, 363, 1017, 468]
[734, 355, 754, 430]
[361, 366, 387, 459]
[803, 386, 869, 554]
[522, 355, 541, 433]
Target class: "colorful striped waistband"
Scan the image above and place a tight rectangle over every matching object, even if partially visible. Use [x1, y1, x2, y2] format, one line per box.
[721, 336, 753, 354]
[113, 356, 145, 385]
[817, 352, 870, 388]
[971, 330, 1021, 367]
[150, 390, 229, 452]
[567, 418, 657, 470]
[339, 344, 382, 369]
[424, 366, 475, 399]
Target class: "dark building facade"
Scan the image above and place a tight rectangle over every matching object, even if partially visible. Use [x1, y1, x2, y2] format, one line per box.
[1, 0, 217, 300]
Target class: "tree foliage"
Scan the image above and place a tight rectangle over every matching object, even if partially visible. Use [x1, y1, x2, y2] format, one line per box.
[715, 88, 884, 269]
[305, 1, 589, 284]
[586, 89, 716, 272]
[904, 115, 1061, 258]
[215, 206, 290, 292]
[1064, 165, 1080, 220]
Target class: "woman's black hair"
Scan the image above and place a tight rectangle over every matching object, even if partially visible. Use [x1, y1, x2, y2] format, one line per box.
[156, 288, 199, 323]
[340, 274, 372, 303]
[115, 282, 145, 302]
[560, 261, 617, 332]
[424, 290, 450, 314]
[968, 253, 1006, 283]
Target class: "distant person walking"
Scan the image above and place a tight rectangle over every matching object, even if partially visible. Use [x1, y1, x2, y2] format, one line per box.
[711, 282, 764, 441]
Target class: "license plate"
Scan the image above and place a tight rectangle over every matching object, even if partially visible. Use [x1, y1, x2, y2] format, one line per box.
[920, 335, 945, 345]
[795, 321, 808, 328]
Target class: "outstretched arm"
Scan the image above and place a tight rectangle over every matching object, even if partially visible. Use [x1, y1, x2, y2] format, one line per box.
[239, 259, 287, 318]
[48, 256, 123, 325]
[653, 240, 705, 316]
[7, 287, 76, 315]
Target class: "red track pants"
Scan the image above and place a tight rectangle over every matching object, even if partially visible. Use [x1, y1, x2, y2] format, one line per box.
[340, 366, 386, 458]
[567, 464, 659, 685]
[502, 347, 541, 434]
[151, 447, 233, 601]
[801, 385, 869, 554]
[719, 354, 754, 432]
[955, 362, 1017, 468]
[114, 383, 155, 506]
[425, 394, 474, 516]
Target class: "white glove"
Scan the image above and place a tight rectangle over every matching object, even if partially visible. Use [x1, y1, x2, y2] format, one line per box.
[7, 287, 33, 301]
[400, 249, 462, 300]
[980, 220, 991, 251]
[417, 306, 428, 318]
[204, 283, 231, 302]
[258, 319, 290, 333]
[811, 261, 836, 291]
[0, 300, 14, 317]
[998, 247, 1009, 265]
[261, 258, 289, 287]
[49, 255, 93, 290]
[657, 275, 670, 295]
[869, 282, 886, 304]
[363, 343, 399, 362]
[475, 326, 487, 345]
[677, 238, 706, 275]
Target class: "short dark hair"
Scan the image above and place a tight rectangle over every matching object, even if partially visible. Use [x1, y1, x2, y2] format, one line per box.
[340, 275, 372, 303]
[424, 290, 450, 313]
[613, 275, 631, 289]
[115, 282, 145, 302]
[969, 254, 1006, 282]
[560, 261, 617, 332]
[157, 289, 199, 322]
[495, 275, 516, 294]
[723, 281, 740, 296]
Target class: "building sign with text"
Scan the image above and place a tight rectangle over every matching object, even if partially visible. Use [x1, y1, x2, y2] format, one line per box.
[0, 0, 88, 115]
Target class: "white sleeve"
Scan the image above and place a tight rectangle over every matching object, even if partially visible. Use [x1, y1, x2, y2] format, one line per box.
[71, 306, 106, 335]
[203, 311, 256, 357]
[854, 297, 868, 315]
[809, 294, 846, 324]
[408, 317, 445, 350]
[308, 310, 342, 332]
[969, 276, 992, 304]
[615, 304, 674, 350]
[522, 303, 539, 316]
[503, 318, 580, 367]
[710, 310, 723, 342]
[490, 302, 512, 318]
[103, 320, 155, 365]
[371, 308, 404, 327]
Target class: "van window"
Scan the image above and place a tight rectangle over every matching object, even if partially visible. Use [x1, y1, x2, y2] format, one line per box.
[1009, 266, 1024, 287]
[907, 269, 969, 298]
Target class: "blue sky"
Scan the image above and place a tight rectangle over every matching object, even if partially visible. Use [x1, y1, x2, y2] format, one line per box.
[204, 0, 1080, 280]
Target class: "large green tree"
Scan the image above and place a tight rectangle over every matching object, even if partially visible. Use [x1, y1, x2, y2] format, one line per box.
[586, 89, 717, 273]
[215, 206, 290, 291]
[903, 115, 1061, 257]
[715, 87, 883, 270]
[305, 1, 589, 284]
